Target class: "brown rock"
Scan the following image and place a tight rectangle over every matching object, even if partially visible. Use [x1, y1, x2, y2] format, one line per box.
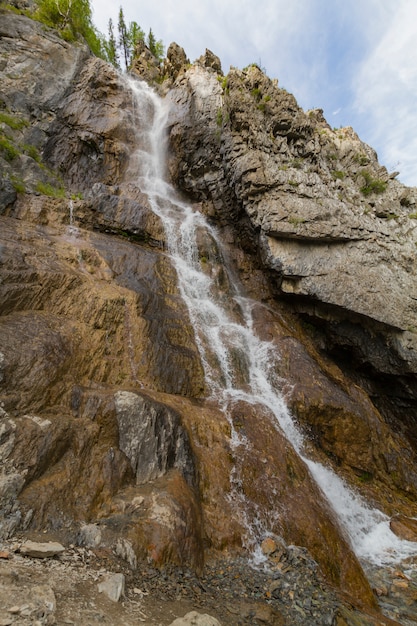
[390, 515, 417, 542]
[260, 537, 277, 556]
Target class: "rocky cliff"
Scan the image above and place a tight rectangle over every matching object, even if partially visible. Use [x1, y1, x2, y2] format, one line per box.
[1, 9, 417, 625]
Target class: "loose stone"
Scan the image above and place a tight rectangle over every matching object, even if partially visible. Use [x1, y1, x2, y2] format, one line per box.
[20, 541, 65, 558]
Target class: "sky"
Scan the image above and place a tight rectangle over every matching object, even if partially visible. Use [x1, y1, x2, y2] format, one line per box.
[90, 0, 417, 187]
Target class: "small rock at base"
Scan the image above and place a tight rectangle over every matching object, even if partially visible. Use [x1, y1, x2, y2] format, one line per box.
[20, 540, 65, 558]
[97, 573, 125, 602]
[7, 607, 20, 614]
[261, 537, 277, 556]
[168, 611, 222, 626]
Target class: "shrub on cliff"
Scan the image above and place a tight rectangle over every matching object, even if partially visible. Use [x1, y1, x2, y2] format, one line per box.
[33, 0, 105, 57]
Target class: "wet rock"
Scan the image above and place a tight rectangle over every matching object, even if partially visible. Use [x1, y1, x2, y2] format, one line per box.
[20, 540, 65, 558]
[261, 537, 279, 556]
[43, 57, 135, 191]
[390, 515, 417, 542]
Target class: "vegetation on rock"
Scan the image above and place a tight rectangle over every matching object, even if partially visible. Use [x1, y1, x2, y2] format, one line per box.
[33, 0, 105, 57]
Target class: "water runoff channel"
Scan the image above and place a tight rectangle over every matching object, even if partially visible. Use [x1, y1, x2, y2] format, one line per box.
[125, 76, 417, 571]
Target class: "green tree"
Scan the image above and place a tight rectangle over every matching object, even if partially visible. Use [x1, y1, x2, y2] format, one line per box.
[117, 6, 130, 69]
[105, 17, 119, 68]
[128, 20, 145, 53]
[34, 0, 105, 57]
[147, 27, 164, 62]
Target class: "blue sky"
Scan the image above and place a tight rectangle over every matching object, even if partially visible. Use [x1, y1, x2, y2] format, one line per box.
[91, 0, 417, 186]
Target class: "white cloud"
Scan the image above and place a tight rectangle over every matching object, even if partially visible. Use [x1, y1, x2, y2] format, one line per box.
[353, 0, 417, 184]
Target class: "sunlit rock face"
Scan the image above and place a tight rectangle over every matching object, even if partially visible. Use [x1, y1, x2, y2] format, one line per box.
[1, 11, 417, 617]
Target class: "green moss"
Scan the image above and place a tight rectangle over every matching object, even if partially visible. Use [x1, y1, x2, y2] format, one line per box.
[2, 3, 31, 16]
[288, 180, 299, 187]
[35, 181, 66, 198]
[357, 471, 373, 483]
[332, 170, 345, 180]
[221, 76, 228, 90]
[250, 87, 262, 101]
[354, 153, 369, 166]
[0, 111, 29, 130]
[0, 136, 19, 161]
[23, 143, 42, 162]
[10, 175, 25, 193]
[243, 62, 263, 72]
[288, 216, 306, 225]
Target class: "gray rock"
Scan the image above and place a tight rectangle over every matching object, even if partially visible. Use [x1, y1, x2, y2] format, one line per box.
[167, 61, 417, 333]
[114, 391, 196, 486]
[164, 42, 189, 80]
[0, 12, 89, 113]
[166, 59, 417, 433]
[20, 540, 65, 558]
[0, 179, 16, 214]
[78, 523, 102, 548]
[97, 573, 125, 602]
[168, 612, 222, 626]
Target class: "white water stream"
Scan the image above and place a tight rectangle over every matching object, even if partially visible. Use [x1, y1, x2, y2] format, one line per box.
[126, 77, 417, 567]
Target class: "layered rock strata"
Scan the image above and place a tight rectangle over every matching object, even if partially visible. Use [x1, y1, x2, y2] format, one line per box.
[164, 50, 417, 454]
[1, 10, 417, 622]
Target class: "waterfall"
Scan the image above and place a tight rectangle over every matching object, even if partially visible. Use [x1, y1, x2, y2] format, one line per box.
[126, 77, 417, 567]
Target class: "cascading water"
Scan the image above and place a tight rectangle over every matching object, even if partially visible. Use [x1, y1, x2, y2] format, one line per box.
[126, 77, 417, 568]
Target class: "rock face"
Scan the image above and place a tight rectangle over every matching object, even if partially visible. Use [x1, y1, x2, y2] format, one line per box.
[1, 9, 417, 621]
[166, 58, 417, 453]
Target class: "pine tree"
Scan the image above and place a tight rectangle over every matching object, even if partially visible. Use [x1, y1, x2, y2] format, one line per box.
[106, 18, 119, 68]
[147, 28, 164, 63]
[128, 20, 145, 53]
[118, 6, 130, 70]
